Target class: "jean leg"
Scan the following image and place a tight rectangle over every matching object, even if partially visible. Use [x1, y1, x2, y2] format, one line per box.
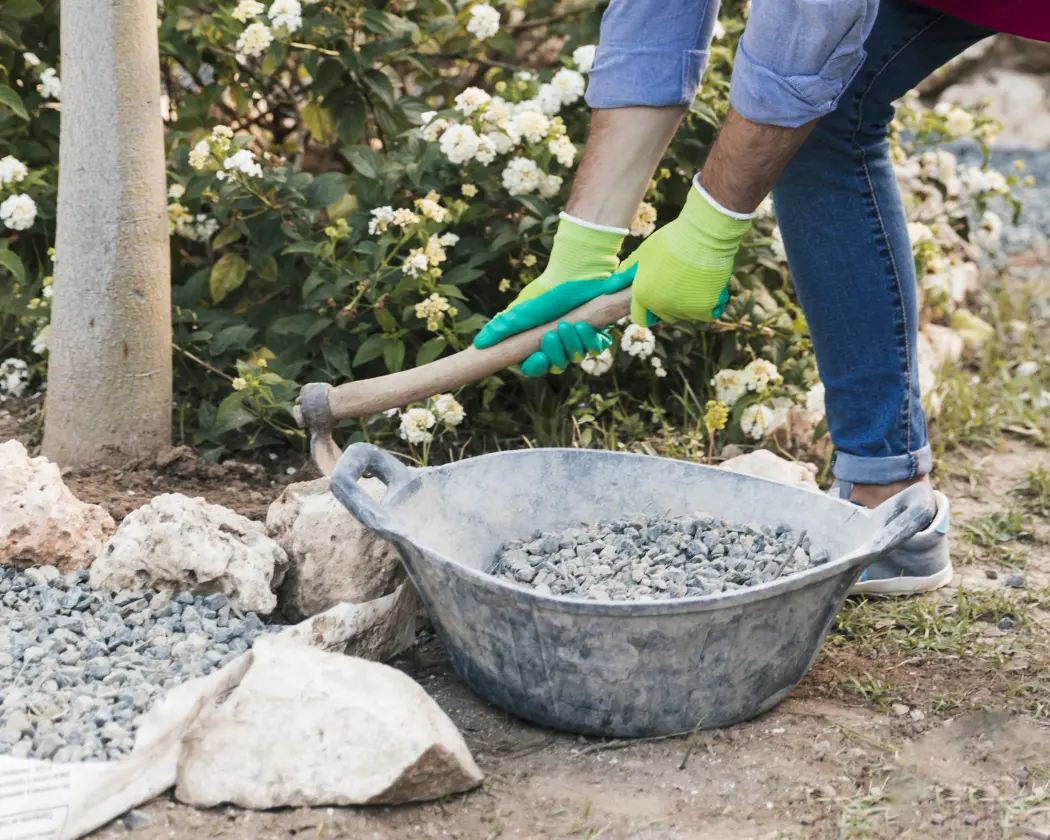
[586, 0, 721, 109]
[772, 0, 994, 484]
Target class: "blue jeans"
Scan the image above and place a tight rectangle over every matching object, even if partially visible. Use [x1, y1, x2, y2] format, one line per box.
[588, 0, 994, 485]
[774, 2, 992, 484]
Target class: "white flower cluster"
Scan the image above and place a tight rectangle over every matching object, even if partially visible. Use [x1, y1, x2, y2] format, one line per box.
[38, 67, 61, 100]
[395, 393, 465, 444]
[0, 154, 36, 232]
[177, 213, 221, 243]
[740, 403, 774, 440]
[415, 292, 455, 330]
[398, 407, 436, 444]
[20, 51, 60, 99]
[188, 126, 265, 182]
[268, 0, 302, 32]
[237, 22, 274, 58]
[572, 45, 596, 74]
[466, 4, 500, 40]
[621, 323, 656, 359]
[232, 0, 264, 21]
[0, 359, 29, 402]
[419, 64, 587, 200]
[710, 359, 782, 407]
[629, 202, 657, 238]
[223, 148, 264, 178]
[0, 195, 36, 232]
[0, 156, 28, 186]
[581, 348, 613, 376]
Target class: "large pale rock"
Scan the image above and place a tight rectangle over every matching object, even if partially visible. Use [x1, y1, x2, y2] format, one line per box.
[0, 439, 115, 571]
[90, 493, 287, 614]
[175, 641, 483, 808]
[719, 449, 819, 492]
[267, 477, 404, 622]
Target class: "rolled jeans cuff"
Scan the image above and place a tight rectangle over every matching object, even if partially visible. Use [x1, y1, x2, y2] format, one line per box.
[832, 444, 932, 485]
[585, 46, 709, 109]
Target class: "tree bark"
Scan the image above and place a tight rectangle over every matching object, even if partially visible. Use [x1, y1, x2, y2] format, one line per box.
[43, 0, 172, 467]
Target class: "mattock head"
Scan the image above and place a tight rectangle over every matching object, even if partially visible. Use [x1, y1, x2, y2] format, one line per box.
[295, 382, 343, 477]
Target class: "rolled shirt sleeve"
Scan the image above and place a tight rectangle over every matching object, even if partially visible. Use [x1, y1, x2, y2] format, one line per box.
[586, 0, 722, 109]
[730, 0, 879, 127]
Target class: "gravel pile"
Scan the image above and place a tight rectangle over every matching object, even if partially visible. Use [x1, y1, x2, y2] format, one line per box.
[488, 512, 830, 601]
[0, 565, 275, 762]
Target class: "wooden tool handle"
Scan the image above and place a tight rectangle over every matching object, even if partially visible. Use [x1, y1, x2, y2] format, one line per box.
[325, 287, 632, 421]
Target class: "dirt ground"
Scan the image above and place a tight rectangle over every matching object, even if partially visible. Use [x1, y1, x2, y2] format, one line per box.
[4, 349, 1050, 840]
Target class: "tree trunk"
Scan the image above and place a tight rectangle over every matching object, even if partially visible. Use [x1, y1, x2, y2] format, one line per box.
[43, 0, 171, 467]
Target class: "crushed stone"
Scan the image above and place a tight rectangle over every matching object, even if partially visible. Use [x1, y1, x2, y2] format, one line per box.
[488, 511, 830, 601]
[0, 565, 277, 762]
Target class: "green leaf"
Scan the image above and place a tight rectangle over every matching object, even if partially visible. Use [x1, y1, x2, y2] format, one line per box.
[212, 226, 243, 250]
[256, 255, 279, 284]
[437, 284, 468, 301]
[301, 272, 330, 300]
[383, 339, 405, 373]
[210, 324, 258, 356]
[269, 313, 320, 336]
[6, 0, 43, 19]
[0, 85, 28, 121]
[334, 95, 368, 146]
[353, 334, 386, 367]
[326, 192, 357, 221]
[0, 249, 26, 284]
[210, 254, 248, 302]
[374, 308, 397, 332]
[455, 314, 488, 334]
[303, 172, 352, 209]
[322, 342, 352, 379]
[282, 241, 317, 255]
[812, 417, 829, 444]
[416, 337, 447, 366]
[215, 392, 256, 433]
[360, 8, 417, 37]
[342, 145, 384, 180]
[301, 101, 334, 144]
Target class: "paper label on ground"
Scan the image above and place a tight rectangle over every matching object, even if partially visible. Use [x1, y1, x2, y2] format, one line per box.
[0, 761, 73, 840]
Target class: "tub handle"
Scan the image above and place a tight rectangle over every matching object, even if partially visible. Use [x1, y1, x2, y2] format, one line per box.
[330, 443, 415, 540]
[851, 482, 935, 560]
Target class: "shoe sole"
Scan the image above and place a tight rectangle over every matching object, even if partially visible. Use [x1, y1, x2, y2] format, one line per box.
[850, 561, 954, 596]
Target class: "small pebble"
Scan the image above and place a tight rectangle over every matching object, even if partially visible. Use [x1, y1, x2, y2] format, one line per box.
[122, 810, 153, 831]
[963, 814, 980, 826]
[1005, 575, 1026, 589]
[999, 616, 1016, 631]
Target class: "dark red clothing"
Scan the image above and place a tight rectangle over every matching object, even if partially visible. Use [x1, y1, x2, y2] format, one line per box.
[916, 1, 1050, 42]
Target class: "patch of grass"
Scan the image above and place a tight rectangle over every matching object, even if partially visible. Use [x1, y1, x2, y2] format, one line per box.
[840, 675, 896, 713]
[962, 509, 1033, 549]
[1014, 466, 1050, 515]
[826, 779, 894, 840]
[567, 802, 605, 838]
[834, 588, 1029, 657]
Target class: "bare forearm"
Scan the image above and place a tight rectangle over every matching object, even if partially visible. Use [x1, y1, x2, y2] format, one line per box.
[566, 106, 686, 229]
[700, 107, 817, 214]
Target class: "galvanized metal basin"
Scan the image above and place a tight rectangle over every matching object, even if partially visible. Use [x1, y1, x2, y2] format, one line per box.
[331, 443, 933, 738]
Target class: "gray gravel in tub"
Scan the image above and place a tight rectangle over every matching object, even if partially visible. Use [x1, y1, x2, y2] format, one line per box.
[488, 512, 831, 601]
[0, 565, 277, 763]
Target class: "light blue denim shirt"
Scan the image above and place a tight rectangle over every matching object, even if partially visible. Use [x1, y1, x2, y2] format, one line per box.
[586, 0, 880, 128]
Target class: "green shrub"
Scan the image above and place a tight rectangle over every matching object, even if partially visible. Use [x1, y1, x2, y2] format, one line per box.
[0, 0, 1027, 462]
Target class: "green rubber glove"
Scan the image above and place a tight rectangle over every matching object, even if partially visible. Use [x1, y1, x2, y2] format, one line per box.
[624, 178, 754, 327]
[473, 214, 629, 377]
